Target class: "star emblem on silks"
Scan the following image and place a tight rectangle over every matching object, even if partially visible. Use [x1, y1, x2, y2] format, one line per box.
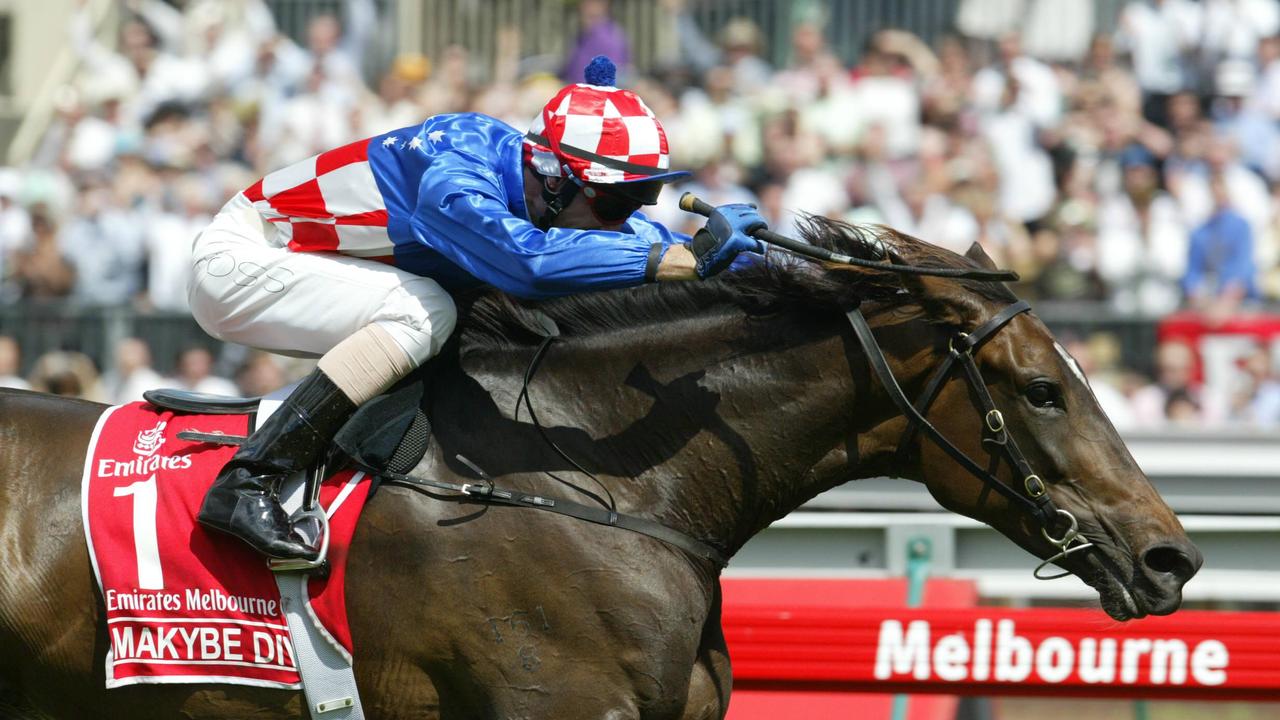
[382, 136, 398, 147]
[426, 129, 445, 143]
[407, 136, 424, 150]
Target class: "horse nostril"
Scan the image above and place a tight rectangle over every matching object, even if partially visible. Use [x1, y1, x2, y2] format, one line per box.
[1142, 544, 1200, 582]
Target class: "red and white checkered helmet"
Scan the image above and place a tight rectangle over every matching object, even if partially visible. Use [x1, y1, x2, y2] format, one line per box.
[524, 56, 689, 189]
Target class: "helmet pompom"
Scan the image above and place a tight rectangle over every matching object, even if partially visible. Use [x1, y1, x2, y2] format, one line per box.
[583, 55, 617, 87]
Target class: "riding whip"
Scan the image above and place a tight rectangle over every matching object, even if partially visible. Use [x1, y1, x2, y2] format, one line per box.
[679, 192, 1019, 282]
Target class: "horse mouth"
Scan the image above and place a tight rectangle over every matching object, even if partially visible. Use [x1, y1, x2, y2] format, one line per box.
[1081, 547, 1147, 621]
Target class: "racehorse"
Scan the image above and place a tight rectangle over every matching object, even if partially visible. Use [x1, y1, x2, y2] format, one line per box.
[0, 217, 1200, 719]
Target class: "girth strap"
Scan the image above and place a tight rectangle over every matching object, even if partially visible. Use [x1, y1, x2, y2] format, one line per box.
[375, 463, 730, 568]
[845, 301, 1059, 528]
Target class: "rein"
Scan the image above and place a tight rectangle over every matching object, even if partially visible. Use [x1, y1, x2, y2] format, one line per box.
[382, 315, 730, 569]
[846, 300, 1092, 580]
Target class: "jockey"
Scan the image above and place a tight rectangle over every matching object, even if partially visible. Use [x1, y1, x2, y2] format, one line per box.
[188, 56, 767, 560]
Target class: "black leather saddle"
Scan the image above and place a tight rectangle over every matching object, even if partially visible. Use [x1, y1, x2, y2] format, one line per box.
[141, 370, 432, 476]
[143, 389, 262, 415]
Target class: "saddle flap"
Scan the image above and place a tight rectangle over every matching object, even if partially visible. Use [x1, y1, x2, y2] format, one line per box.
[332, 368, 431, 474]
[143, 388, 262, 415]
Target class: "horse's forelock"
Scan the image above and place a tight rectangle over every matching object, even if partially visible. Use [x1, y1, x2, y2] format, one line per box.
[796, 215, 1018, 309]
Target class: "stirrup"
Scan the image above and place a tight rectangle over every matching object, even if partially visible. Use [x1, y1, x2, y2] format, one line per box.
[270, 463, 331, 574]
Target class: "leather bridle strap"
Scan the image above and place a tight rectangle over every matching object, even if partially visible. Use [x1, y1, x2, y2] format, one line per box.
[895, 300, 1032, 462]
[845, 300, 1060, 528]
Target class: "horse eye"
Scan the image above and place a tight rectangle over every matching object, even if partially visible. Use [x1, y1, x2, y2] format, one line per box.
[1025, 382, 1059, 408]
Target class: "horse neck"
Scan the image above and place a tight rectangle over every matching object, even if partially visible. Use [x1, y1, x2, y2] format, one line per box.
[465, 305, 929, 560]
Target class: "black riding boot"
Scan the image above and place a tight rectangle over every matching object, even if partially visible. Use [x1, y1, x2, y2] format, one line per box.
[198, 369, 356, 559]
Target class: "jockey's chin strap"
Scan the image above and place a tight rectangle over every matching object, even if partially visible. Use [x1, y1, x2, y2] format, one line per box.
[533, 170, 582, 231]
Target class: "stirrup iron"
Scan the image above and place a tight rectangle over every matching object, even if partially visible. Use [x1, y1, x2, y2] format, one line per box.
[270, 462, 331, 574]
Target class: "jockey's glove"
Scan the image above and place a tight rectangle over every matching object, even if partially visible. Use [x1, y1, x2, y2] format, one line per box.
[691, 203, 767, 278]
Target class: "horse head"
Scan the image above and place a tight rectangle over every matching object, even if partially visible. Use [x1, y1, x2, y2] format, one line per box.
[816, 221, 1202, 620]
[451, 215, 1200, 621]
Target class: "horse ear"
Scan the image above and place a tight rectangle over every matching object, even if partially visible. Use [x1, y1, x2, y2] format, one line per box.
[963, 242, 998, 271]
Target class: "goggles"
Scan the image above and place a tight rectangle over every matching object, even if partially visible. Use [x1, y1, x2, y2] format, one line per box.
[581, 181, 663, 224]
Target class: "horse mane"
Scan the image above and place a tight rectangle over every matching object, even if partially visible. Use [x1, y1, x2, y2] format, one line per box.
[459, 216, 1018, 351]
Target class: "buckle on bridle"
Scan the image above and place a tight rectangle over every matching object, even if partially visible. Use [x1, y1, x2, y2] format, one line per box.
[1024, 474, 1046, 498]
[985, 409, 1005, 433]
[948, 332, 971, 356]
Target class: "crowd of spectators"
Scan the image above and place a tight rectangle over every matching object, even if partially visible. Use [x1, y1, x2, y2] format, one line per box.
[6, 0, 1280, 428]
[0, 333, 288, 403]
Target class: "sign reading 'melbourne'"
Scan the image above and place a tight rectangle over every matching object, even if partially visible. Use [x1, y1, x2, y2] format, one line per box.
[724, 606, 1280, 700]
[874, 617, 1227, 686]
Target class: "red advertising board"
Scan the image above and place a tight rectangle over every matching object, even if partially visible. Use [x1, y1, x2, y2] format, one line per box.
[723, 578, 978, 720]
[721, 579, 1280, 703]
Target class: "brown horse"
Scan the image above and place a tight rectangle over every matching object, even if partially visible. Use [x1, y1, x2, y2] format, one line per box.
[0, 218, 1200, 719]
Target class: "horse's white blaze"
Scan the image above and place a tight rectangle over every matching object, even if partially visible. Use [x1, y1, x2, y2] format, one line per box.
[1053, 342, 1089, 387]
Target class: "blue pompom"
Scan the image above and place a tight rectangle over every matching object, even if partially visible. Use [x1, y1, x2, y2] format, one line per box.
[583, 55, 617, 86]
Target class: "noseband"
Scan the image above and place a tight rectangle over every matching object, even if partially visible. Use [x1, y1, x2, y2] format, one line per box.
[846, 300, 1092, 580]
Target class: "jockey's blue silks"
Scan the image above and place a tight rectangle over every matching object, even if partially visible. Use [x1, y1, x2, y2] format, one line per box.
[248, 113, 690, 300]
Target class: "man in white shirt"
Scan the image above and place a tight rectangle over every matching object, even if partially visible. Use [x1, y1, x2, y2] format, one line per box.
[1097, 144, 1188, 315]
[972, 32, 1063, 129]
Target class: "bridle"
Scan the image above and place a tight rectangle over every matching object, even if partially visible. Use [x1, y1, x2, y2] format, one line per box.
[845, 299, 1093, 580]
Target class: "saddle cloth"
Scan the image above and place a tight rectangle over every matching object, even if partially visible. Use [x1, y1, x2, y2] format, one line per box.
[81, 401, 372, 689]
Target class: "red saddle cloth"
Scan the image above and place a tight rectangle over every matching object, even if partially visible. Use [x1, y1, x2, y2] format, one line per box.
[81, 402, 372, 689]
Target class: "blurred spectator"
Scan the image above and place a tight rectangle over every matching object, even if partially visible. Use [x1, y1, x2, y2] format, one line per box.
[305, 13, 365, 91]
[1170, 135, 1271, 243]
[563, 0, 630, 81]
[973, 31, 1063, 128]
[717, 17, 774, 96]
[1164, 387, 1203, 426]
[1132, 340, 1199, 426]
[850, 30, 931, 158]
[359, 54, 432, 137]
[0, 170, 32, 270]
[1096, 143, 1187, 314]
[1183, 172, 1259, 322]
[12, 207, 74, 300]
[59, 180, 146, 306]
[978, 71, 1058, 224]
[1023, 0, 1096, 62]
[1210, 59, 1280, 180]
[142, 176, 210, 313]
[1229, 342, 1280, 426]
[27, 351, 104, 401]
[772, 5, 841, 105]
[1027, 212, 1108, 301]
[172, 346, 241, 397]
[1254, 34, 1280, 119]
[0, 336, 29, 390]
[236, 351, 288, 397]
[102, 337, 166, 404]
[1116, 0, 1200, 126]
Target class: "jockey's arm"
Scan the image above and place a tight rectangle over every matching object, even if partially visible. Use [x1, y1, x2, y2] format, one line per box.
[416, 156, 694, 298]
[653, 243, 697, 281]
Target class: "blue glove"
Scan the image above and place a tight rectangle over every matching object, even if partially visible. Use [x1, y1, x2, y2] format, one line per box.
[692, 203, 767, 278]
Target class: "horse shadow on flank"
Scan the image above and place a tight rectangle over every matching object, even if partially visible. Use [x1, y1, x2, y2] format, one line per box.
[424, 357, 759, 506]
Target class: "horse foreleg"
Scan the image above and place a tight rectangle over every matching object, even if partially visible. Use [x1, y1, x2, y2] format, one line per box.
[679, 587, 732, 720]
